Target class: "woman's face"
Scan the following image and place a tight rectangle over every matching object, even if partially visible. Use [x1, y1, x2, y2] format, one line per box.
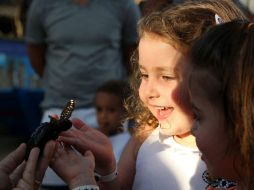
[189, 70, 239, 181]
[138, 33, 193, 136]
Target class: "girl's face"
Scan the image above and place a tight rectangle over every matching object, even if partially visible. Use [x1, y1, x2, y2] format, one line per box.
[138, 33, 193, 136]
[189, 71, 239, 181]
[95, 92, 124, 135]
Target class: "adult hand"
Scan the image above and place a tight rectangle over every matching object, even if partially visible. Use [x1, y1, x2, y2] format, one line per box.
[0, 141, 55, 190]
[58, 118, 116, 175]
[51, 142, 96, 189]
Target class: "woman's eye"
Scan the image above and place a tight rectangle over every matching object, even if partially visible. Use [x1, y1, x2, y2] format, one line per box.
[193, 112, 200, 121]
[191, 120, 200, 135]
[140, 73, 148, 79]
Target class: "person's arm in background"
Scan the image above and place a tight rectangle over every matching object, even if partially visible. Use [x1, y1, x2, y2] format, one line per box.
[25, 0, 47, 77]
[122, 0, 141, 75]
[235, 0, 254, 21]
[27, 43, 46, 77]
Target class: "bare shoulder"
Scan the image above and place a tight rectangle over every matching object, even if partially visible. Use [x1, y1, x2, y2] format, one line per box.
[117, 135, 142, 190]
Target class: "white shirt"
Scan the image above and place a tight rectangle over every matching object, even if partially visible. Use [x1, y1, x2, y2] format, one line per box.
[133, 126, 207, 190]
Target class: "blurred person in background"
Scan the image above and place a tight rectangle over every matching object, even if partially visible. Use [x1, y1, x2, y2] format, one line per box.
[236, 0, 254, 20]
[25, 0, 140, 189]
[138, 0, 254, 20]
[95, 80, 132, 162]
[138, 0, 185, 16]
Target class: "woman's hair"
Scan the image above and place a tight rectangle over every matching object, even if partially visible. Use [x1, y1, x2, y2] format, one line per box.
[190, 20, 254, 189]
[125, 0, 246, 137]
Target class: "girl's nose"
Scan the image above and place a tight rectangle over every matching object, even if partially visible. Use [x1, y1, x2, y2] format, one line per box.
[144, 80, 160, 99]
[99, 110, 108, 119]
[102, 111, 108, 118]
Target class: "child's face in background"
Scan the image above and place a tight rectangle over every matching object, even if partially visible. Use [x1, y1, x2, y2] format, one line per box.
[189, 70, 239, 181]
[138, 33, 193, 136]
[95, 91, 124, 135]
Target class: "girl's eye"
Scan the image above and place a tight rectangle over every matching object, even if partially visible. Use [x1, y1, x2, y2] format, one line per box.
[109, 108, 116, 113]
[162, 75, 176, 80]
[96, 106, 102, 112]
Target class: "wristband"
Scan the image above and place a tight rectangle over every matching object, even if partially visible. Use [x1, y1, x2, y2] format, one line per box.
[94, 166, 118, 182]
[72, 185, 99, 190]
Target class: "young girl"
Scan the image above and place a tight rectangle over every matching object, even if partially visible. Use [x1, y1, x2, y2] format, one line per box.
[58, 1, 246, 189]
[95, 80, 131, 161]
[95, 80, 129, 136]
[189, 19, 254, 190]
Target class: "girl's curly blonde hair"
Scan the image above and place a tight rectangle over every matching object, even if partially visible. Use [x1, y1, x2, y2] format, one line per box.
[125, 0, 246, 138]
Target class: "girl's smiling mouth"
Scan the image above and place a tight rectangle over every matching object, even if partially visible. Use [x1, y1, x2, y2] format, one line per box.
[156, 106, 173, 120]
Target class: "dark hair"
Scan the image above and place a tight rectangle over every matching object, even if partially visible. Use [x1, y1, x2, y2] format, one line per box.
[96, 80, 130, 106]
[126, 0, 246, 137]
[190, 20, 254, 189]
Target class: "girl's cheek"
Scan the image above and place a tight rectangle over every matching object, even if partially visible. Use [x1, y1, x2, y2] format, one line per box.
[138, 84, 145, 102]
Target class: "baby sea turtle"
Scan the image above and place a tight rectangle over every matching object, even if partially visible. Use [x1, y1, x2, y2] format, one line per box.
[25, 100, 75, 160]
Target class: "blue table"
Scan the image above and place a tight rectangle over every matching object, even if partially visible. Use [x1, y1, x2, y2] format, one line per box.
[0, 88, 44, 137]
[0, 38, 27, 57]
[0, 38, 43, 137]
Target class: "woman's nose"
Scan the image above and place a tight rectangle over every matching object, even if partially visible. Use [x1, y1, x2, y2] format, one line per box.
[190, 120, 199, 136]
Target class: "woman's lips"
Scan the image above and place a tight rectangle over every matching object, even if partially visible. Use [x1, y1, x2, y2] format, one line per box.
[200, 152, 207, 163]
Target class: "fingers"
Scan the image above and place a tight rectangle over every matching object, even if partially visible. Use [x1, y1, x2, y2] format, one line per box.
[55, 142, 74, 156]
[71, 118, 85, 129]
[50, 142, 65, 169]
[50, 142, 79, 179]
[9, 161, 26, 187]
[43, 140, 57, 160]
[57, 136, 84, 153]
[21, 147, 40, 186]
[59, 128, 78, 138]
[2, 141, 57, 190]
[59, 129, 85, 145]
[0, 143, 26, 174]
[13, 148, 40, 190]
[50, 142, 71, 164]
[50, 113, 59, 119]
[71, 118, 90, 132]
[84, 150, 95, 161]
[35, 140, 56, 185]
[59, 124, 112, 156]
[84, 150, 95, 170]
[59, 128, 96, 152]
